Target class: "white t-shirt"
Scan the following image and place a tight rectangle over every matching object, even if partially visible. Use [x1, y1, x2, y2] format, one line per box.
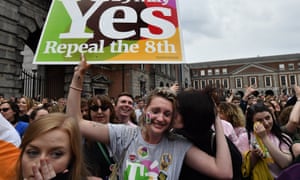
[108, 124, 192, 180]
[0, 114, 21, 147]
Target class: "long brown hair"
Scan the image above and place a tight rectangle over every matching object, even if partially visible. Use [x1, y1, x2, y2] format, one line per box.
[17, 113, 88, 180]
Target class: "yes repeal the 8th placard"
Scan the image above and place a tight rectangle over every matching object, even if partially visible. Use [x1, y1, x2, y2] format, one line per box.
[33, 0, 184, 64]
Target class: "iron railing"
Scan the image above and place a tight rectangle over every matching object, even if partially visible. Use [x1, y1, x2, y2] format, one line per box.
[20, 69, 45, 100]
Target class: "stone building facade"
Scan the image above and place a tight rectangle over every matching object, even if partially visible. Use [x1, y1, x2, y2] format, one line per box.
[190, 54, 300, 97]
[0, 0, 50, 98]
[76, 63, 183, 99]
[0, 0, 189, 100]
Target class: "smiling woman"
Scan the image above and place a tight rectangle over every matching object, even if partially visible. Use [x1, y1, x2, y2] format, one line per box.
[66, 54, 233, 179]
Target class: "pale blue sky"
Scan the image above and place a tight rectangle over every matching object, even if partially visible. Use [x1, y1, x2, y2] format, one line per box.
[178, 0, 300, 63]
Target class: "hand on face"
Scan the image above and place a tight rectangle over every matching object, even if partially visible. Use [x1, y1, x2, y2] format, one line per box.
[23, 159, 68, 180]
[22, 129, 71, 180]
[253, 121, 267, 138]
[31, 159, 56, 180]
[23, 159, 69, 180]
[24, 159, 68, 180]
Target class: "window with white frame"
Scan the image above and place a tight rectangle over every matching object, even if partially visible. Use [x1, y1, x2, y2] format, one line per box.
[200, 70, 205, 76]
[288, 63, 294, 70]
[290, 75, 296, 86]
[223, 79, 229, 89]
[264, 76, 272, 87]
[249, 77, 257, 85]
[215, 69, 220, 75]
[280, 75, 287, 86]
[208, 79, 213, 86]
[279, 64, 285, 71]
[208, 69, 213, 76]
[222, 68, 228, 74]
[235, 78, 242, 88]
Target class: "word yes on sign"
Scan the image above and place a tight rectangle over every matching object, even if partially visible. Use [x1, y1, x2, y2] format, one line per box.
[33, 0, 184, 64]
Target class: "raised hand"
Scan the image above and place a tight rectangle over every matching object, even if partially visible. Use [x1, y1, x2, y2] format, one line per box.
[74, 53, 91, 76]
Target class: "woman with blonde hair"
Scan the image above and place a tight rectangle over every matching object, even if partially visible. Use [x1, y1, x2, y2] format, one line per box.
[18, 96, 34, 122]
[66, 55, 232, 179]
[218, 102, 246, 134]
[17, 113, 89, 180]
[218, 102, 248, 153]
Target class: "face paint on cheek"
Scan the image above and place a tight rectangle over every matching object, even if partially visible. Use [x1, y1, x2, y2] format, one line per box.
[145, 112, 152, 124]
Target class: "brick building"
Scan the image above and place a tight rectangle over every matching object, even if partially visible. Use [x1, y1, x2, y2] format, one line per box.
[69, 63, 184, 99]
[190, 53, 300, 97]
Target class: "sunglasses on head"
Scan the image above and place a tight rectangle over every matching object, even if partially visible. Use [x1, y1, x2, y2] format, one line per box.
[90, 104, 109, 112]
[0, 108, 10, 112]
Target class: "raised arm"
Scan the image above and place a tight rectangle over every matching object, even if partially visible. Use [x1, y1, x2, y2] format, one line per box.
[285, 85, 300, 133]
[240, 85, 257, 113]
[67, 54, 89, 121]
[184, 117, 233, 179]
[66, 54, 110, 144]
[225, 89, 234, 103]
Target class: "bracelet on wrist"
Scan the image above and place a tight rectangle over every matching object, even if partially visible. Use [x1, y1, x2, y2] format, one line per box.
[69, 86, 83, 92]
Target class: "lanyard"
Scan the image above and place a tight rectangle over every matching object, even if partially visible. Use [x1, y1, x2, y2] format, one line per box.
[97, 142, 112, 165]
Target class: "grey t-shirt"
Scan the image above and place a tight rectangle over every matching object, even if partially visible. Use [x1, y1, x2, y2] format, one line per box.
[108, 124, 192, 180]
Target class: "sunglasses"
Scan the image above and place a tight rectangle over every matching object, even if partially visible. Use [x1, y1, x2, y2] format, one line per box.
[0, 108, 10, 112]
[90, 104, 109, 112]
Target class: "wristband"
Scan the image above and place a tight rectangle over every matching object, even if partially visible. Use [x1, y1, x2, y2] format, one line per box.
[69, 86, 82, 92]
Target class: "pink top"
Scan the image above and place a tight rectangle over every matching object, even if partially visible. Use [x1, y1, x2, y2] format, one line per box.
[213, 120, 249, 154]
[213, 120, 241, 149]
[242, 132, 291, 178]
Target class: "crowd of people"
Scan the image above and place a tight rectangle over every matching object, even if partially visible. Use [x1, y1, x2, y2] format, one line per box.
[1, 54, 300, 179]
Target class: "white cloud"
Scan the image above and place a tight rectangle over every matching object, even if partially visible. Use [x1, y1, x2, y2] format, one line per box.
[178, 0, 300, 63]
